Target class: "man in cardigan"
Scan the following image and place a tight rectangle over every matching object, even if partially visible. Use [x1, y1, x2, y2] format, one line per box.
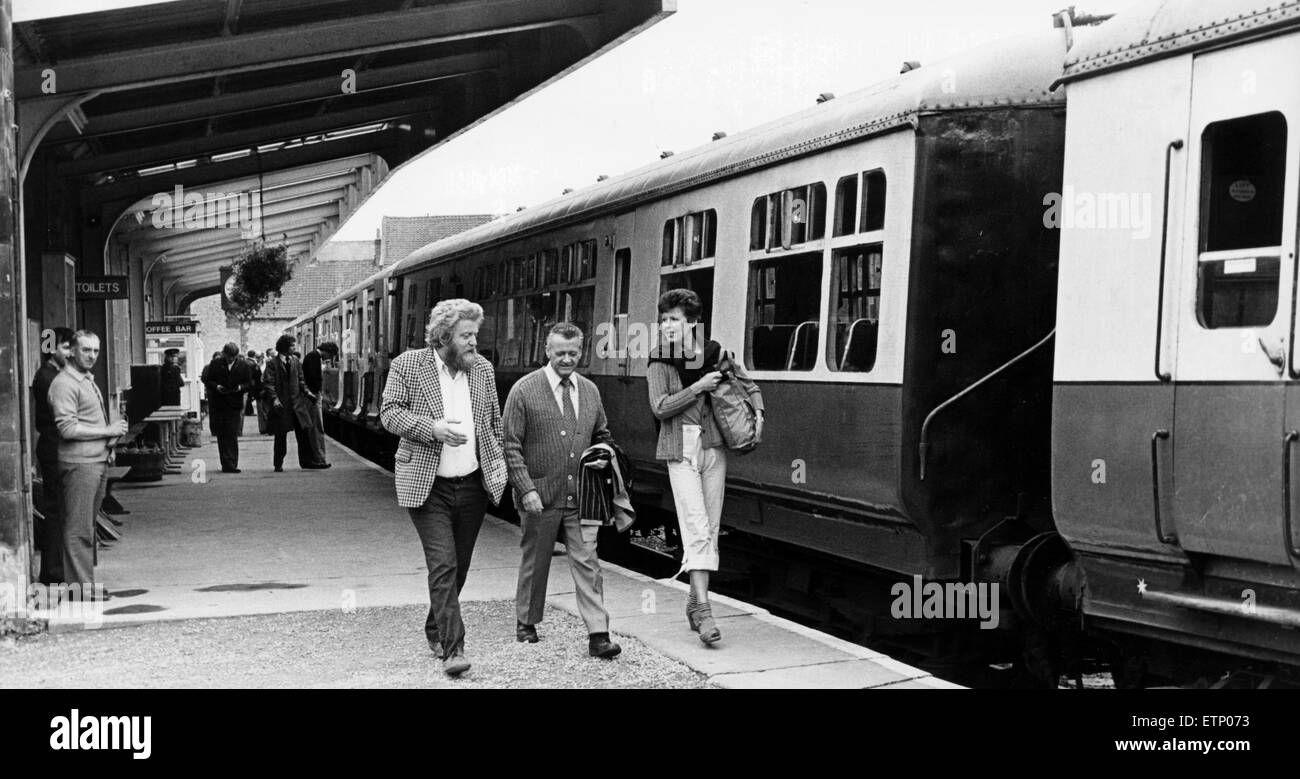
[502, 322, 620, 659]
[380, 299, 507, 677]
[48, 330, 129, 594]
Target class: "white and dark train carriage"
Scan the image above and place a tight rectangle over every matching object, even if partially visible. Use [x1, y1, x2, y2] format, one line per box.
[1052, 0, 1300, 681]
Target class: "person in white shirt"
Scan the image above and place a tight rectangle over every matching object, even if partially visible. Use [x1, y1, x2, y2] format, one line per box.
[380, 299, 507, 677]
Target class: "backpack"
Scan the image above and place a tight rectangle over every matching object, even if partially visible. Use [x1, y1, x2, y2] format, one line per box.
[709, 351, 762, 454]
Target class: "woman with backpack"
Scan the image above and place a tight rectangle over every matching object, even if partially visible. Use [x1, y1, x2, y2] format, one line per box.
[647, 288, 763, 645]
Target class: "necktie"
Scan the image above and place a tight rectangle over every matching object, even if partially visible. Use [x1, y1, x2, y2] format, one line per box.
[560, 377, 576, 424]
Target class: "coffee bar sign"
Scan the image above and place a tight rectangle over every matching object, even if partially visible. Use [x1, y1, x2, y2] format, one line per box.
[145, 320, 198, 335]
[75, 276, 130, 299]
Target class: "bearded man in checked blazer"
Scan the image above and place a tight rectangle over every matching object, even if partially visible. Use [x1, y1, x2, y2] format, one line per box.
[380, 298, 507, 677]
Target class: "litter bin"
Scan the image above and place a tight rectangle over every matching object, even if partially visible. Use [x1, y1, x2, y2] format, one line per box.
[181, 415, 203, 447]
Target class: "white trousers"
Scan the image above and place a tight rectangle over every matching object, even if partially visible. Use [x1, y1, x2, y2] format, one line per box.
[667, 424, 727, 572]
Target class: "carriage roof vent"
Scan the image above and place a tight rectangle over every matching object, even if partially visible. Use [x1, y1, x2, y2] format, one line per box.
[562, 188, 574, 194]
[899, 61, 921, 73]
[816, 92, 835, 104]
[712, 131, 727, 141]
[660, 150, 674, 159]
[596, 174, 609, 181]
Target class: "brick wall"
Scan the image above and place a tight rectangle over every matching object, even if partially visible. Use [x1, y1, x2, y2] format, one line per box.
[188, 294, 292, 359]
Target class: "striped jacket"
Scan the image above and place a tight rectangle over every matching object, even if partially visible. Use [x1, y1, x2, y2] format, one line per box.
[380, 348, 507, 509]
[501, 367, 611, 510]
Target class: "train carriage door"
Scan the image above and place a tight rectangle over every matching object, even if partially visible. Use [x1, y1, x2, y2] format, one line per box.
[1171, 38, 1300, 565]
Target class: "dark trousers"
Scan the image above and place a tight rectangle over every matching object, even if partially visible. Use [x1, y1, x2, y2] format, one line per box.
[37, 456, 65, 584]
[210, 406, 243, 471]
[408, 475, 487, 658]
[272, 424, 311, 469]
[58, 460, 107, 585]
[305, 398, 327, 465]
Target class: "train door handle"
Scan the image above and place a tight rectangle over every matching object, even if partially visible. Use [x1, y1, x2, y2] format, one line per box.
[1284, 431, 1300, 560]
[1150, 429, 1176, 544]
[1260, 336, 1286, 376]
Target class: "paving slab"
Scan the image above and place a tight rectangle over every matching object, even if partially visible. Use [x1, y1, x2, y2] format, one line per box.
[710, 659, 924, 689]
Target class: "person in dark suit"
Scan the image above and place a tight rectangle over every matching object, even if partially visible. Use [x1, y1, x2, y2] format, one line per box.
[262, 334, 318, 472]
[244, 351, 262, 416]
[160, 349, 184, 407]
[503, 322, 620, 658]
[30, 326, 75, 584]
[380, 299, 508, 677]
[301, 341, 338, 468]
[202, 343, 255, 473]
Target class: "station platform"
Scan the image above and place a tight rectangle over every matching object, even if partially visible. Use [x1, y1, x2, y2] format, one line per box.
[2, 417, 959, 689]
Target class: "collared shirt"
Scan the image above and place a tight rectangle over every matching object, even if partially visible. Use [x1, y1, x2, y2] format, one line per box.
[542, 363, 579, 418]
[433, 349, 479, 478]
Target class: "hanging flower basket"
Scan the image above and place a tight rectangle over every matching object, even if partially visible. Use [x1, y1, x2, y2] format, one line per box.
[227, 241, 293, 321]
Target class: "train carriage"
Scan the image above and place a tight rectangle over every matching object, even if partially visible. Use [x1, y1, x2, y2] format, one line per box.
[375, 28, 1069, 615]
[1052, 0, 1300, 678]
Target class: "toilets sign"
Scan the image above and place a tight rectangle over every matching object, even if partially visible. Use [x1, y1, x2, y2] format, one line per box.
[75, 276, 130, 300]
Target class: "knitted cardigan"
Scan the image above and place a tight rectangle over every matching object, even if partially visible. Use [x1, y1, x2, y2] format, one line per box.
[646, 349, 762, 461]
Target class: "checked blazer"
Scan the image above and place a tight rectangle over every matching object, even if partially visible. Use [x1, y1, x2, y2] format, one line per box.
[380, 347, 507, 508]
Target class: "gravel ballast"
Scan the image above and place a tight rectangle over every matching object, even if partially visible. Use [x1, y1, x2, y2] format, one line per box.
[0, 600, 714, 689]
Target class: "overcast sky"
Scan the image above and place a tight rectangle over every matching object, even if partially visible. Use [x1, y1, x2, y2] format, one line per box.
[17, 0, 1144, 241]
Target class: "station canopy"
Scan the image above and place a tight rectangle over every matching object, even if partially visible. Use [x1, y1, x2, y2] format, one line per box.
[14, 0, 672, 305]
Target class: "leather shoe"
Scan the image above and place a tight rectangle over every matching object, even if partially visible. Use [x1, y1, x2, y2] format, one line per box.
[516, 621, 539, 643]
[222, 468, 241, 474]
[443, 649, 471, 677]
[274, 466, 284, 472]
[588, 632, 621, 659]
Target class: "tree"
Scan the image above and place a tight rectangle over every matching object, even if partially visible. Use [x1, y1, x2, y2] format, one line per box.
[227, 241, 293, 322]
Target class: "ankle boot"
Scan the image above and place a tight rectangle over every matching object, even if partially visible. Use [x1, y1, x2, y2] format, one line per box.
[686, 591, 701, 631]
[687, 599, 721, 645]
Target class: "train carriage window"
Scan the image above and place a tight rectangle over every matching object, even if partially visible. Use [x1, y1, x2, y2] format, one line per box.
[561, 245, 576, 284]
[611, 248, 632, 354]
[828, 245, 882, 372]
[663, 211, 716, 267]
[502, 298, 524, 367]
[660, 267, 714, 336]
[579, 240, 597, 280]
[834, 175, 858, 237]
[543, 249, 559, 286]
[478, 300, 498, 364]
[1196, 112, 1287, 329]
[746, 252, 823, 370]
[861, 170, 886, 233]
[751, 184, 826, 250]
[525, 254, 538, 290]
[407, 282, 417, 307]
[750, 198, 767, 250]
